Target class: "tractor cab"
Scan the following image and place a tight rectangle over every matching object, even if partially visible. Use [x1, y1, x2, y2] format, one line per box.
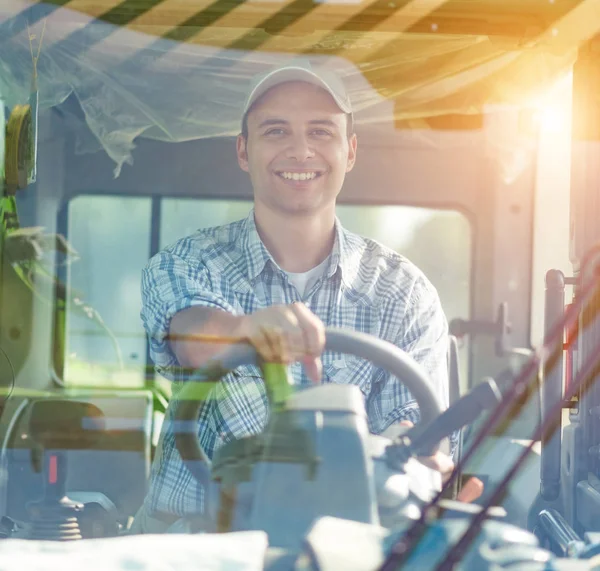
[0, 1, 599, 569]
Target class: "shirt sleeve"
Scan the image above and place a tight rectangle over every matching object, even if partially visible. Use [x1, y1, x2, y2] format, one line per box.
[367, 274, 459, 455]
[140, 246, 237, 378]
[398, 277, 450, 411]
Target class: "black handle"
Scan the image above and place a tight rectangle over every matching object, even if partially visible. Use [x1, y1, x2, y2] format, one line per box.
[536, 509, 584, 557]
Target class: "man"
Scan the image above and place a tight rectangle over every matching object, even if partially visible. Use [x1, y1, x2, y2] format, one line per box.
[137, 61, 472, 530]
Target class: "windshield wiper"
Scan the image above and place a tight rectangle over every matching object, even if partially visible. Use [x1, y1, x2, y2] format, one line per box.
[386, 379, 502, 474]
[404, 379, 502, 458]
[379, 248, 600, 571]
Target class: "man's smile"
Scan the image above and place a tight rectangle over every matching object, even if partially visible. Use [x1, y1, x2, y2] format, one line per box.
[274, 170, 325, 182]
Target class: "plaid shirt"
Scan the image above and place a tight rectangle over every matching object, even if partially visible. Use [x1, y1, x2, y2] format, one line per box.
[141, 210, 451, 517]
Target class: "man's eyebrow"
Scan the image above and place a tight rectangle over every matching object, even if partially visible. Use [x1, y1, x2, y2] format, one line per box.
[256, 118, 340, 129]
[308, 119, 338, 127]
[257, 118, 288, 129]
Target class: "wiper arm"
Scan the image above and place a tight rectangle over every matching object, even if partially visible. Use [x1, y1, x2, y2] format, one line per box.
[386, 379, 502, 470]
[405, 378, 502, 458]
[378, 247, 600, 571]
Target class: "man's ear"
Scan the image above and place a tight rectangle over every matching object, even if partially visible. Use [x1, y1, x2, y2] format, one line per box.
[346, 133, 357, 172]
[237, 134, 250, 172]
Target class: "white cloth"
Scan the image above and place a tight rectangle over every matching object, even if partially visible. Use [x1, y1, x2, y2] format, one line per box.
[283, 257, 330, 298]
[0, 532, 268, 571]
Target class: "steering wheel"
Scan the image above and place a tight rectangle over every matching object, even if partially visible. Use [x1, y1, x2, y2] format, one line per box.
[173, 327, 444, 488]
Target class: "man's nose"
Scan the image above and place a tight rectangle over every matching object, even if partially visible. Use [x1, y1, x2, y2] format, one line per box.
[286, 134, 315, 161]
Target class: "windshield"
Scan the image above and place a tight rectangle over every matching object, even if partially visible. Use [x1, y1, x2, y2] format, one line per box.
[62, 196, 471, 392]
[0, 1, 593, 569]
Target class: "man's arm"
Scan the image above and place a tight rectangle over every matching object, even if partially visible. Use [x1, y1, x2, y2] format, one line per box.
[169, 306, 247, 369]
[368, 273, 456, 450]
[169, 304, 325, 382]
[401, 282, 461, 455]
[141, 244, 325, 378]
[140, 248, 239, 378]
[398, 281, 450, 411]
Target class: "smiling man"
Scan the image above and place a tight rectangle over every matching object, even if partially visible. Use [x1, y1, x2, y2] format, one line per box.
[137, 61, 458, 528]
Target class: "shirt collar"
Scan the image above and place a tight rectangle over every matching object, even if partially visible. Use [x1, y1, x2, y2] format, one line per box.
[329, 217, 362, 287]
[241, 209, 361, 285]
[324, 218, 343, 279]
[241, 209, 273, 282]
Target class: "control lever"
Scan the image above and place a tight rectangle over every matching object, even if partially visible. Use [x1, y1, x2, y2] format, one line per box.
[405, 379, 502, 457]
[26, 400, 105, 540]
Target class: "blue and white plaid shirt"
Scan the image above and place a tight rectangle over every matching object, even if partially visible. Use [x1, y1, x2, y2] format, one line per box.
[140, 210, 451, 517]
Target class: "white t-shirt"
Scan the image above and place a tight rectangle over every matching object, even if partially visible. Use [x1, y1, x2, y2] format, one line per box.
[284, 256, 330, 298]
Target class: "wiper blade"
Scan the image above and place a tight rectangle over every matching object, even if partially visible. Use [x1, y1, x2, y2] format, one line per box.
[379, 246, 600, 571]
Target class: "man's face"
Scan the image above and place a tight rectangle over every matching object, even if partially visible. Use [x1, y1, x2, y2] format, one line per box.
[237, 81, 357, 217]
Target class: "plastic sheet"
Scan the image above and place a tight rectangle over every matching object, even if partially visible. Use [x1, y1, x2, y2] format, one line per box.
[0, 0, 590, 175]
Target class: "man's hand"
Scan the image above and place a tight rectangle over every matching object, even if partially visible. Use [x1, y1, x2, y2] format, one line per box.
[399, 421, 483, 503]
[237, 303, 326, 382]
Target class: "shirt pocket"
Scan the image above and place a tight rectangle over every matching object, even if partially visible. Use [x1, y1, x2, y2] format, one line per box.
[322, 355, 371, 399]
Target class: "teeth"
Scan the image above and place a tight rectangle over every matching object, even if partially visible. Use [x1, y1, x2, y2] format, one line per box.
[279, 172, 318, 180]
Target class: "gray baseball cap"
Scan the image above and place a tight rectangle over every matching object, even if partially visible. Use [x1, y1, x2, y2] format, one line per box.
[242, 59, 353, 119]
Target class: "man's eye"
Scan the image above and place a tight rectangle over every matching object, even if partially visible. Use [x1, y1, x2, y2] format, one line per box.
[311, 129, 332, 137]
[265, 128, 286, 136]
